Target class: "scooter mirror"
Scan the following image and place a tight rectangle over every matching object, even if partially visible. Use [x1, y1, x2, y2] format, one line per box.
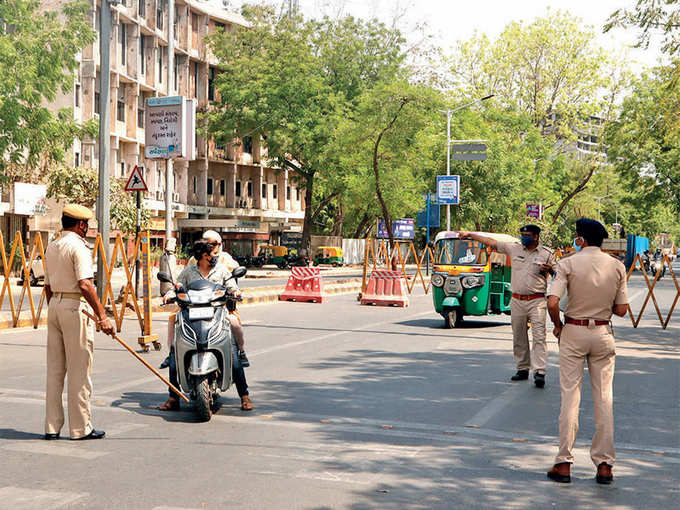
[231, 266, 247, 279]
[157, 271, 173, 284]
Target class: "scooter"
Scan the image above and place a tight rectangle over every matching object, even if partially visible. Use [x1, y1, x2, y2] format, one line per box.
[157, 266, 247, 422]
[650, 257, 666, 279]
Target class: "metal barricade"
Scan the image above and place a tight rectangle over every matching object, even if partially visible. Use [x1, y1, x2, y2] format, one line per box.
[626, 254, 678, 329]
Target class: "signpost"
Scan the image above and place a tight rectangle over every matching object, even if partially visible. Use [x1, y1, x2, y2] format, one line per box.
[437, 175, 460, 205]
[377, 218, 415, 240]
[125, 165, 148, 296]
[526, 203, 543, 219]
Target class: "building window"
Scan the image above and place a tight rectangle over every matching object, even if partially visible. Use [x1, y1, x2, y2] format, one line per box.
[117, 98, 125, 122]
[120, 23, 126, 66]
[215, 21, 225, 32]
[139, 36, 146, 75]
[138, 0, 145, 18]
[157, 0, 165, 31]
[74, 152, 80, 167]
[137, 96, 144, 128]
[286, 186, 291, 200]
[192, 175, 197, 194]
[242, 136, 252, 154]
[272, 184, 277, 199]
[208, 67, 215, 101]
[74, 84, 80, 108]
[193, 61, 198, 98]
[94, 73, 100, 115]
[220, 179, 225, 196]
[207, 178, 213, 195]
[235, 181, 241, 197]
[296, 187, 300, 201]
[174, 9, 179, 41]
[120, 162, 126, 178]
[158, 47, 163, 84]
[247, 181, 253, 197]
[261, 183, 266, 198]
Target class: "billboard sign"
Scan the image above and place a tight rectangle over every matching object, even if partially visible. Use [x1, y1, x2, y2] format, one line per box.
[526, 203, 542, 219]
[13, 183, 48, 216]
[145, 96, 185, 159]
[377, 218, 415, 239]
[437, 175, 460, 205]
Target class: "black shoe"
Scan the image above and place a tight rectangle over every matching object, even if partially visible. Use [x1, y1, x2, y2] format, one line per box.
[159, 355, 170, 369]
[534, 373, 546, 388]
[72, 429, 105, 440]
[238, 350, 250, 368]
[510, 370, 529, 381]
[596, 463, 613, 485]
[44, 433, 60, 440]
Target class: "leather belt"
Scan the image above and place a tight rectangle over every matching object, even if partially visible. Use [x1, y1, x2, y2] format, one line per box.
[565, 317, 610, 326]
[511, 293, 545, 301]
[53, 292, 84, 301]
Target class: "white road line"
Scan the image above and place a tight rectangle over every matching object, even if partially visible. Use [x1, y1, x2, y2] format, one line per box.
[0, 487, 88, 510]
[1, 442, 109, 460]
[463, 383, 529, 428]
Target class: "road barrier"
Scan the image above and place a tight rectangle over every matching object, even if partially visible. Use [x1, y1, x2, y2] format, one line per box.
[360, 270, 409, 307]
[626, 254, 678, 329]
[0, 230, 154, 341]
[360, 239, 434, 299]
[279, 266, 327, 303]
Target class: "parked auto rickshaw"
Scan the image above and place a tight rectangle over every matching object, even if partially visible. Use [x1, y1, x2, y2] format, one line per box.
[258, 245, 289, 269]
[313, 246, 343, 266]
[431, 231, 519, 328]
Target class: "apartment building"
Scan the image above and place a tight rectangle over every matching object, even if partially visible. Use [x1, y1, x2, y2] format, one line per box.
[0, 0, 305, 256]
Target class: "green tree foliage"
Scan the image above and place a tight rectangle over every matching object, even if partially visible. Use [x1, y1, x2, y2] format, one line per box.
[605, 0, 680, 56]
[0, 0, 96, 184]
[47, 166, 150, 235]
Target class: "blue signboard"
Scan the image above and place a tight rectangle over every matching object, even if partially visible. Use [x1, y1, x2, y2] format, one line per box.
[417, 203, 440, 228]
[377, 218, 415, 239]
[437, 175, 460, 205]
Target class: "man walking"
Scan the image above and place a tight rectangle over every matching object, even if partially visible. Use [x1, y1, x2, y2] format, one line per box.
[460, 226, 556, 387]
[546, 218, 629, 484]
[43, 204, 115, 440]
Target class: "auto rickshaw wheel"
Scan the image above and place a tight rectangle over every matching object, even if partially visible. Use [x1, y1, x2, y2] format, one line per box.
[444, 307, 463, 329]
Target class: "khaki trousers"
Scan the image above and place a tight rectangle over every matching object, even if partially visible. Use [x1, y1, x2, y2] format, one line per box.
[45, 297, 94, 439]
[555, 323, 616, 467]
[510, 297, 547, 373]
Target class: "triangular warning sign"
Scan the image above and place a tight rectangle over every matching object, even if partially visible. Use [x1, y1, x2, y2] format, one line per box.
[124, 165, 148, 192]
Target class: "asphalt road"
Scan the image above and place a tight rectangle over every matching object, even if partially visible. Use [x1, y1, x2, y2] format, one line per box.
[0, 273, 678, 509]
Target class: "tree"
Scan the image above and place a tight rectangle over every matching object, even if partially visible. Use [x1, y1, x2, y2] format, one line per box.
[47, 166, 150, 235]
[0, 0, 96, 184]
[206, 5, 406, 250]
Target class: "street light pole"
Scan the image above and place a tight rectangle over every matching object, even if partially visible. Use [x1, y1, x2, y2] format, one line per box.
[96, 1, 112, 300]
[593, 193, 612, 222]
[165, 0, 175, 245]
[441, 94, 494, 231]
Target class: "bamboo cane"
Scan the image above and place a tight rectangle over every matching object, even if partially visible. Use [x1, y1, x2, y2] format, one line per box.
[82, 310, 189, 403]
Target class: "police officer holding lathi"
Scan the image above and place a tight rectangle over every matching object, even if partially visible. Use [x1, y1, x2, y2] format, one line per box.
[460, 225, 556, 388]
[546, 218, 629, 485]
[43, 205, 115, 441]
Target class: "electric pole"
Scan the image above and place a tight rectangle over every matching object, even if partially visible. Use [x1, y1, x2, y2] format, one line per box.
[96, 1, 112, 300]
[165, 0, 175, 246]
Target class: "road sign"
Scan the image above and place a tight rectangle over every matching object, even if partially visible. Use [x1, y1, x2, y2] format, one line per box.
[437, 175, 460, 205]
[377, 218, 415, 240]
[526, 203, 542, 219]
[451, 143, 487, 152]
[417, 199, 440, 228]
[451, 153, 487, 161]
[124, 165, 148, 192]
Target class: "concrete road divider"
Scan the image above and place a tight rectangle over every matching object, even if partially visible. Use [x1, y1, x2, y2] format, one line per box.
[360, 270, 409, 307]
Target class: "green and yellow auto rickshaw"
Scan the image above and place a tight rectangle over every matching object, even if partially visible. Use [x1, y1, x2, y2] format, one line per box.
[258, 245, 289, 269]
[431, 231, 519, 328]
[313, 246, 343, 267]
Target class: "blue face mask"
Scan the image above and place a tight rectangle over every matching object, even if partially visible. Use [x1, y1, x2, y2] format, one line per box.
[573, 238, 582, 252]
[520, 235, 534, 247]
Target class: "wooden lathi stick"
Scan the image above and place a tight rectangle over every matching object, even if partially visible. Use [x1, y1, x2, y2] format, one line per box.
[82, 310, 189, 403]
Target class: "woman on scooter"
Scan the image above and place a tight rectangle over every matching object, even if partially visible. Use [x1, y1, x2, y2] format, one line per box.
[159, 240, 253, 412]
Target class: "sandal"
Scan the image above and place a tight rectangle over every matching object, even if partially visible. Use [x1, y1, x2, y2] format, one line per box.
[159, 396, 180, 411]
[240, 395, 253, 411]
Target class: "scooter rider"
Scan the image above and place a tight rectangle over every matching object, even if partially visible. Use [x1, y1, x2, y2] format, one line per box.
[159, 240, 253, 412]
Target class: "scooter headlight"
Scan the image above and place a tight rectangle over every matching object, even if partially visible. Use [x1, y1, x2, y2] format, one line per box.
[444, 277, 462, 296]
[432, 274, 445, 287]
[461, 275, 486, 289]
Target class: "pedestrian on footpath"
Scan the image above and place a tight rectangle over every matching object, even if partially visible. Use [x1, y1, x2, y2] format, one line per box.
[460, 226, 556, 387]
[43, 205, 115, 441]
[546, 218, 629, 485]
[158, 237, 178, 298]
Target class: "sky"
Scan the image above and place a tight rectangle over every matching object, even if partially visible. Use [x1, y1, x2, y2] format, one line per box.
[227, 0, 665, 71]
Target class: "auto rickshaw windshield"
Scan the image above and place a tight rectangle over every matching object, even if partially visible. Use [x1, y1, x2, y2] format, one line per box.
[435, 239, 488, 266]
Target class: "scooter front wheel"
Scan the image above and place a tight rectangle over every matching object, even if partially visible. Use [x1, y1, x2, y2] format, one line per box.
[195, 376, 212, 422]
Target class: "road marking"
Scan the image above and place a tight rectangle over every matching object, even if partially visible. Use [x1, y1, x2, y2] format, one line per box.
[249, 310, 434, 358]
[1, 442, 109, 459]
[0, 487, 88, 509]
[463, 383, 529, 428]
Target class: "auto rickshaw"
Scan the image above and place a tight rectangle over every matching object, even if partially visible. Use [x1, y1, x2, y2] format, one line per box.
[313, 246, 343, 266]
[258, 245, 289, 269]
[431, 231, 519, 328]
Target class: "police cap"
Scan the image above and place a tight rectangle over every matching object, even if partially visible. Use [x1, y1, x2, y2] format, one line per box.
[519, 224, 541, 236]
[576, 218, 608, 246]
[62, 204, 93, 221]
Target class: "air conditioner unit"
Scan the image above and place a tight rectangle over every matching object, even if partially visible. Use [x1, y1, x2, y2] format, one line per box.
[172, 192, 180, 202]
[155, 190, 164, 201]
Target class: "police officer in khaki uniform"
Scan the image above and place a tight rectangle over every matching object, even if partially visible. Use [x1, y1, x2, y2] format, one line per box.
[546, 218, 628, 485]
[460, 226, 556, 387]
[43, 205, 115, 440]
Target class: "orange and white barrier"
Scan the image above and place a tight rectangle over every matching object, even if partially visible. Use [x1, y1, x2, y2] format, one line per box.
[279, 267, 327, 303]
[360, 270, 409, 307]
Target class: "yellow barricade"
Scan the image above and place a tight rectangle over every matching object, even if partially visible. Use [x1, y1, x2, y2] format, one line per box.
[626, 253, 678, 329]
[0, 230, 154, 340]
[361, 239, 434, 297]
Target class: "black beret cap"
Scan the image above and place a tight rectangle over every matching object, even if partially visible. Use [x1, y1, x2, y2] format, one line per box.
[519, 224, 541, 235]
[576, 218, 609, 240]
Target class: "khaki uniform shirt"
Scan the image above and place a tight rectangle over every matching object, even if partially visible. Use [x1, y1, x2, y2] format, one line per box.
[44, 231, 94, 293]
[497, 242, 556, 295]
[548, 246, 628, 321]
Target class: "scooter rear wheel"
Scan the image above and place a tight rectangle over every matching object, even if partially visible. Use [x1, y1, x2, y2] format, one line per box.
[195, 376, 212, 422]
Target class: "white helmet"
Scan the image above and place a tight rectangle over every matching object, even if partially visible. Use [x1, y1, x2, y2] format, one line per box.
[202, 230, 222, 251]
[165, 237, 177, 252]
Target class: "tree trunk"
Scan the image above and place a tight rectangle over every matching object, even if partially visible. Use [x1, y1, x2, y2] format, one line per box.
[352, 212, 371, 239]
[550, 164, 596, 224]
[301, 173, 315, 254]
[331, 202, 344, 236]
